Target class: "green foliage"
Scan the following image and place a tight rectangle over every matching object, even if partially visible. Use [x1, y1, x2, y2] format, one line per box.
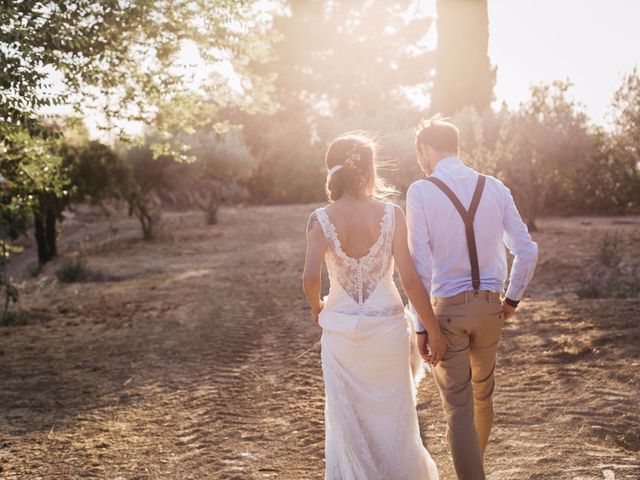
[1, 0, 276, 317]
[1, 0, 275, 146]
[609, 68, 640, 211]
[0, 240, 22, 324]
[64, 141, 130, 205]
[509, 81, 593, 230]
[452, 82, 595, 230]
[612, 67, 640, 159]
[0, 125, 68, 316]
[453, 105, 517, 178]
[446, 77, 640, 226]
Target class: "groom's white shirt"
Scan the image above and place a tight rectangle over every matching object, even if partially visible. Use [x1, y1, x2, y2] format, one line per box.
[406, 156, 538, 332]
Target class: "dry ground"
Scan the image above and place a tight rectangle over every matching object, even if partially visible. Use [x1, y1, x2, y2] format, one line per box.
[0, 204, 639, 480]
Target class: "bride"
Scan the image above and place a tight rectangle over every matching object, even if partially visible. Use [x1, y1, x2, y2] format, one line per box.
[303, 131, 447, 479]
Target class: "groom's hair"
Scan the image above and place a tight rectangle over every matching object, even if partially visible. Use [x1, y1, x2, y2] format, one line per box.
[415, 114, 459, 153]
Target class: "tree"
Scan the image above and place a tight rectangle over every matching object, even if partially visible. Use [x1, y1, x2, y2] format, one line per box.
[10, 122, 129, 266]
[0, 171, 29, 324]
[1, 1, 275, 269]
[609, 68, 640, 211]
[187, 130, 256, 224]
[1, 1, 274, 142]
[503, 81, 592, 230]
[68, 141, 130, 206]
[0, 127, 69, 265]
[122, 146, 175, 240]
[268, 1, 434, 116]
[451, 88, 601, 225]
[453, 105, 517, 179]
[244, 0, 434, 203]
[555, 128, 635, 214]
[430, 0, 495, 116]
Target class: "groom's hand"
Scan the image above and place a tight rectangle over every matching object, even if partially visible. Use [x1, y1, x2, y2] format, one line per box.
[427, 332, 449, 366]
[502, 301, 516, 322]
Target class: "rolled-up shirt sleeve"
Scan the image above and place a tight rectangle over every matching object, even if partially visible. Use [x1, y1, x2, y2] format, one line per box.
[502, 186, 539, 301]
[406, 183, 433, 332]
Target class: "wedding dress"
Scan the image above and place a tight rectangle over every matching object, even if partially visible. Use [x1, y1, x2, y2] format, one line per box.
[314, 201, 439, 480]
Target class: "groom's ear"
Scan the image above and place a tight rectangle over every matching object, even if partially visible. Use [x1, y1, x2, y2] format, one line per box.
[417, 142, 427, 159]
[416, 143, 430, 172]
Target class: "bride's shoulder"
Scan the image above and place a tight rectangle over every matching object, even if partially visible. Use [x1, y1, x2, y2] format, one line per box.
[310, 203, 331, 215]
[307, 205, 329, 233]
[378, 199, 404, 216]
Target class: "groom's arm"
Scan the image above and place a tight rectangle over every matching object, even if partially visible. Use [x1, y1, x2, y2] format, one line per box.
[405, 183, 433, 333]
[502, 186, 539, 302]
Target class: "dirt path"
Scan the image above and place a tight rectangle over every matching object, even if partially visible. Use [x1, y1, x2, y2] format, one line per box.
[1, 205, 639, 479]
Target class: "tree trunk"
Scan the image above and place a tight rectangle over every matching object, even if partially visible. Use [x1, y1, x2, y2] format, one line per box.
[431, 0, 495, 115]
[524, 185, 540, 232]
[140, 210, 153, 240]
[34, 212, 51, 265]
[206, 206, 219, 225]
[45, 210, 58, 258]
[1, 241, 10, 324]
[206, 184, 222, 225]
[526, 215, 538, 232]
[193, 182, 222, 225]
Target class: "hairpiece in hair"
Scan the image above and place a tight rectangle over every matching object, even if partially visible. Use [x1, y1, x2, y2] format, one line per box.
[344, 144, 361, 168]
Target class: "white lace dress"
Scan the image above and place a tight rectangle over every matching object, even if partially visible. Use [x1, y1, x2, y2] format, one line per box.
[314, 202, 439, 480]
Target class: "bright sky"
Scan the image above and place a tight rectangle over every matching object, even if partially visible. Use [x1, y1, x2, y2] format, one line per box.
[487, 0, 640, 125]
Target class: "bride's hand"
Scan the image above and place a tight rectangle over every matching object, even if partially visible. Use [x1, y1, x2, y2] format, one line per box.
[427, 330, 450, 366]
[310, 300, 324, 326]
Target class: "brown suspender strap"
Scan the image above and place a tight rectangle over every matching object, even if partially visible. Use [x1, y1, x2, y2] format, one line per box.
[426, 175, 487, 291]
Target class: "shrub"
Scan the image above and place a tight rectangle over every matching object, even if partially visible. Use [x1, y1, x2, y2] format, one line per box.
[25, 263, 42, 278]
[596, 231, 623, 269]
[56, 256, 91, 283]
[577, 231, 640, 299]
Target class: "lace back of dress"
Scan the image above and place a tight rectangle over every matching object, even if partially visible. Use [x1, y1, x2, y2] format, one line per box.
[316, 203, 395, 307]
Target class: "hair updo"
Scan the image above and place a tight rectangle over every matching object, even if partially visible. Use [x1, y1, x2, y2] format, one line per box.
[324, 131, 397, 202]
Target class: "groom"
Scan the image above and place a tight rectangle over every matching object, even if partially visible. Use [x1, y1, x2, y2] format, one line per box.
[407, 116, 538, 479]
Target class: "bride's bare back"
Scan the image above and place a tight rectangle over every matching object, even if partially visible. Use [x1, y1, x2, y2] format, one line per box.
[323, 197, 387, 259]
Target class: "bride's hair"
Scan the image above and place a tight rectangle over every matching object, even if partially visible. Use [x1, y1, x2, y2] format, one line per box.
[324, 131, 398, 202]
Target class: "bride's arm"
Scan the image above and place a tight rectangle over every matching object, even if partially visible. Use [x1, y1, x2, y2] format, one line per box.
[392, 205, 449, 363]
[302, 212, 326, 325]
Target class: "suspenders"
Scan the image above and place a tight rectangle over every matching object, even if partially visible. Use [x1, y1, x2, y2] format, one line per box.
[426, 175, 487, 291]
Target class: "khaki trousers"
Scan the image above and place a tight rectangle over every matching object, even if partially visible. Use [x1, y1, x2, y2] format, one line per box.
[431, 290, 504, 480]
